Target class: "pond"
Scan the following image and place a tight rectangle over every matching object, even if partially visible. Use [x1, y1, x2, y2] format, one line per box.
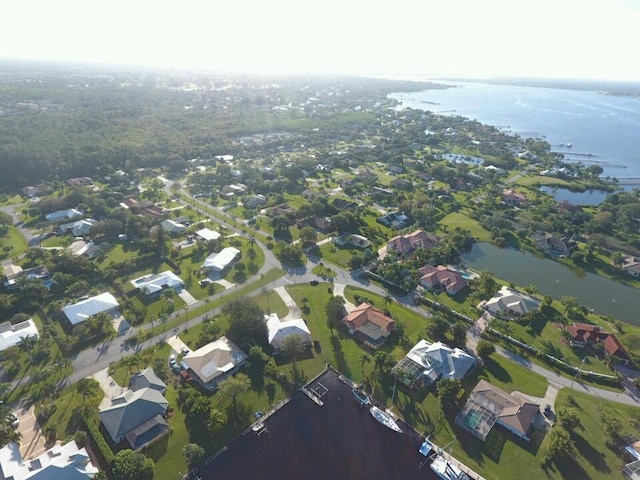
[461, 243, 639, 325]
[539, 186, 611, 206]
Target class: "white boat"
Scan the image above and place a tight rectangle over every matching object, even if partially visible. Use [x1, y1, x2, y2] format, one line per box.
[352, 388, 371, 406]
[369, 406, 402, 433]
[430, 453, 471, 480]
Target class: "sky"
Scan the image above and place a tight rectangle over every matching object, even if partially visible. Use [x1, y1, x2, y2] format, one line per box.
[2, 0, 640, 81]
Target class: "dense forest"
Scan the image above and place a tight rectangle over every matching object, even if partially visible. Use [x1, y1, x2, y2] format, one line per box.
[0, 62, 436, 190]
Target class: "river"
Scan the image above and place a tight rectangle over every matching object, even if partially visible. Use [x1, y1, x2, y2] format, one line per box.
[461, 243, 639, 325]
[390, 81, 640, 179]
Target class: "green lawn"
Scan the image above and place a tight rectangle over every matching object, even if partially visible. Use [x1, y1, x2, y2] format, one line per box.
[439, 211, 492, 242]
[316, 242, 359, 268]
[45, 383, 104, 442]
[39, 235, 73, 248]
[99, 244, 143, 267]
[0, 226, 28, 261]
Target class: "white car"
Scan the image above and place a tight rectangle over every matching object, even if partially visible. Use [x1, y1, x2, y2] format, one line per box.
[169, 354, 176, 365]
[181, 347, 190, 356]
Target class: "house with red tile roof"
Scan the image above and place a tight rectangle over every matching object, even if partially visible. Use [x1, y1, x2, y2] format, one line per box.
[381, 229, 439, 258]
[502, 188, 527, 206]
[566, 323, 630, 363]
[342, 303, 395, 349]
[418, 265, 468, 295]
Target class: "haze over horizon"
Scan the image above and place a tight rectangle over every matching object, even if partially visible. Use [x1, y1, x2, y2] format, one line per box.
[2, 0, 640, 82]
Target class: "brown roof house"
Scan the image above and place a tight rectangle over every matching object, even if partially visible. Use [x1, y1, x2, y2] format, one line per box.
[566, 323, 630, 363]
[418, 265, 468, 295]
[182, 336, 248, 390]
[502, 188, 527, 206]
[342, 303, 395, 349]
[456, 380, 540, 442]
[381, 229, 439, 258]
[534, 234, 576, 257]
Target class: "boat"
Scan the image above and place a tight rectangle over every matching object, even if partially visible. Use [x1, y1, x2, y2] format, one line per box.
[369, 406, 402, 433]
[352, 388, 370, 406]
[430, 453, 471, 480]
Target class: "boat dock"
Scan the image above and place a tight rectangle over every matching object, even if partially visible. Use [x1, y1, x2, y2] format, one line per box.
[438, 450, 487, 480]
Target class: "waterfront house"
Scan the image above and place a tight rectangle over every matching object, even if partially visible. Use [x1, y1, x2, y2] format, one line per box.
[342, 302, 395, 349]
[566, 323, 630, 363]
[622, 257, 640, 278]
[418, 265, 468, 295]
[481, 286, 540, 317]
[182, 336, 248, 390]
[384, 229, 439, 257]
[265, 313, 312, 354]
[456, 380, 539, 442]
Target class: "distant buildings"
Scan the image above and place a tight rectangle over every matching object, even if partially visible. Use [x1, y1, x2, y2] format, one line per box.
[502, 188, 527, 206]
[377, 211, 411, 230]
[332, 233, 371, 249]
[342, 302, 395, 349]
[160, 218, 187, 234]
[21, 184, 52, 198]
[622, 256, 640, 278]
[534, 234, 576, 257]
[195, 228, 221, 242]
[66, 176, 94, 187]
[3, 265, 50, 289]
[59, 218, 96, 237]
[62, 292, 120, 326]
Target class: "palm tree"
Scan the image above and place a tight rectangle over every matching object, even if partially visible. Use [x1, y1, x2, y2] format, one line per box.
[207, 407, 227, 438]
[382, 290, 393, 312]
[18, 334, 38, 362]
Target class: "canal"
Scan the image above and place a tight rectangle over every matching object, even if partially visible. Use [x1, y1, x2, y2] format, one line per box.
[461, 243, 639, 325]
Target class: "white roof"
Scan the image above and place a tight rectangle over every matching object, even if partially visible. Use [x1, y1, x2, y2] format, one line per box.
[406, 339, 476, 382]
[0, 319, 39, 352]
[196, 228, 221, 241]
[59, 219, 96, 236]
[130, 270, 184, 295]
[0, 440, 99, 480]
[62, 292, 119, 326]
[183, 336, 247, 384]
[266, 314, 311, 347]
[45, 208, 83, 222]
[202, 247, 240, 272]
[160, 219, 186, 232]
[484, 286, 540, 316]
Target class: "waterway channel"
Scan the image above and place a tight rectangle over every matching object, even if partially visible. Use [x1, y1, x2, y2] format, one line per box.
[461, 243, 639, 325]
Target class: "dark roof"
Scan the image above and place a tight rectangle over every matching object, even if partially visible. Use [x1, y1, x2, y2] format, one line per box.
[130, 368, 167, 393]
[202, 368, 438, 480]
[124, 414, 169, 450]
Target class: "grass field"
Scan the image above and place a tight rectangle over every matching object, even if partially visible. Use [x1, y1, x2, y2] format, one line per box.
[439, 211, 492, 242]
[0, 226, 28, 261]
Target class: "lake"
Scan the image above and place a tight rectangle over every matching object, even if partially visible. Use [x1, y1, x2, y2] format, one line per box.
[538, 186, 611, 206]
[390, 81, 640, 179]
[461, 243, 639, 325]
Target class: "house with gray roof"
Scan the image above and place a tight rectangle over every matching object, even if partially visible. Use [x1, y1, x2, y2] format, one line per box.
[129, 368, 167, 394]
[99, 386, 169, 449]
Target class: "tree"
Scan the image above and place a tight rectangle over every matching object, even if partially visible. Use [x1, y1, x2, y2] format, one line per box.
[543, 426, 575, 461]
[281, 335, 304, 366]
[556, 407, 581, 432]
[451, 322, 468, 349]
[437, 378, 461, 416]
[325, 296, 346, 335]
[224, 298, 267, 351]
[217, 373, 250, 422]
[601, 411, 622, 445]
[299, 226, 318, 246]
[271, 215, 290, 234]
[425, 315, 448, 341]
[382, 290, 393, 312]
[183, 443, 205, 469]
[112, 449, 155, 480]
[476, 339, 495, 359]
[330, 211, 359, 234]
[76, 378, 100, 402]
[207, 406, 227, 438]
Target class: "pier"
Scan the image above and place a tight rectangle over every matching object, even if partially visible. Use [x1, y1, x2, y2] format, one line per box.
[552, 151, 598, 157]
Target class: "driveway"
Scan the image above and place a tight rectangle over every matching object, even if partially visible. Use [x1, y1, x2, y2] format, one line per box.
[166, 335, 190, 354]
[14, 405, 46, 460]
[333, 283, 356, 313]
[92, 368, 126, 409]
[177, 288, 197, 305]
[274, 286, 301, 320]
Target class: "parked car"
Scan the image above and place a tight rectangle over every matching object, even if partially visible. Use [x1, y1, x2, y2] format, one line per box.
[169, 354, 176, 366]
[181, 347, 190, 356]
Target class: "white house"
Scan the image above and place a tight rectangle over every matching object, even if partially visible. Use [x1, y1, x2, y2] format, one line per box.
[0, 319, 39, 352]
[182, 336, 247, 389]
[482, 286, 540, 317]
[202, 247, 240, 273]
[130, 271, 184, 298]
[195, 228, 221, 242]
[265, 313, 312, 354]
[62, 292, 120, 326]
[393, 339, 476, 387]
[160, 219, 187, 234]
[45, 208, 83, 222]
[0, 440, 99, 480]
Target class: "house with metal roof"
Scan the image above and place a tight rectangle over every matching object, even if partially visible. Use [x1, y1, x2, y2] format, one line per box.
[58, 219, 96, 237]
[130, 368, 167, 394]
[0, 319, 39, 353]
[481, 286, 540, 318]
[130, 271, 184, 298]
[99, 386, 169, 449]
[392, 340, 476, 388]
[0, 440, 99, 480]
[202, 247, 240, 274]
[45, 208, 83, 222]
[62, 292, 120, 326]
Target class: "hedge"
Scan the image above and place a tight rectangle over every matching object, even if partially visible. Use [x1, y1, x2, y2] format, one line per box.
[82, 413, 114, 465]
